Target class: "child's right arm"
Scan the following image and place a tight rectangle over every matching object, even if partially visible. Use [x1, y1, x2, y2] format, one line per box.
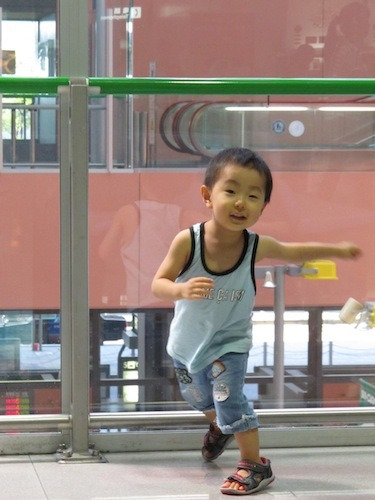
[256, 235, 362, 263]
[151, 229, 214, 302]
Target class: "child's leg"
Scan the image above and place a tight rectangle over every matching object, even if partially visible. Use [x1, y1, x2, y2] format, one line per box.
[204, 409, 216, 424]
[202, 409, 235, 461]
[172, 359, 234, 461]
[211, 353, 274, 494]
[220, 428, 261, 492]
[211, 352, 258, 437]
[235, 427, 261, 463]
[220, 427, 274, 494]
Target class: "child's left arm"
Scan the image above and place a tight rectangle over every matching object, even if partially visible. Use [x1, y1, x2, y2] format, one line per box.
[256, 235, 362, 264]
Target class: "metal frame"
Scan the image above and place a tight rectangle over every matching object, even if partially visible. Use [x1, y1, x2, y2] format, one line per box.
[60, 78, 91, 460]
[1, 76, 375, 455]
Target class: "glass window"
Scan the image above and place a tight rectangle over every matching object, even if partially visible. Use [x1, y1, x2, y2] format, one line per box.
[0, 312, 61, 415]
[87, 0, 375, 422]
[88, 93, 374, 416]
[1, 1, 58, 168]
[89, 1, 375, 79]
[0, 1, 60, 416]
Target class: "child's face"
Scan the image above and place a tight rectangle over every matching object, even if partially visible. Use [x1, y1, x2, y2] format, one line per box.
[202, 164, 267, 230]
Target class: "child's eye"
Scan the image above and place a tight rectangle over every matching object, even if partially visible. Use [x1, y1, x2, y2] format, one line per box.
[225, 189, 235, 194]
[249, 194, 259, 199]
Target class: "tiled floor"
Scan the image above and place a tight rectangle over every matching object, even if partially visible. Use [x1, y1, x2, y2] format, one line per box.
[0, 446, 374, 499]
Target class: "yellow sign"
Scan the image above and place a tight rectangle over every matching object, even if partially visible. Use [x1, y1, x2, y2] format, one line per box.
[301, 260, 338, 280]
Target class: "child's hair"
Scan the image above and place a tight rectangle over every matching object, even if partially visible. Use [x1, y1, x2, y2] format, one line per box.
[204, 147, 273, 204]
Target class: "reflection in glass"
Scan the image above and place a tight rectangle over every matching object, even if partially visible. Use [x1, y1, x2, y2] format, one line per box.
[0, 312, 61, 415]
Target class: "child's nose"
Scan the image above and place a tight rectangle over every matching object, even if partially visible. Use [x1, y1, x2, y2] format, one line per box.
[235, 198, 245, 209]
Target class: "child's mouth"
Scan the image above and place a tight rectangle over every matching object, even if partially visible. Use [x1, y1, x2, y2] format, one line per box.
[230, 214, 246, 221]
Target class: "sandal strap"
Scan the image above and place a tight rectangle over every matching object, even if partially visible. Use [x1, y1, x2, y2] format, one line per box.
[224, 460, 270, 489]
[226, 472, 253, 487]
[237, 459, 269, 473]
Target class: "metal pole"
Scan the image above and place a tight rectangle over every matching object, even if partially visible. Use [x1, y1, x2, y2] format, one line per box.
[30, 108, 36, 165]
[67, 79, 90, 458]
[0, 407, 373, 432]
[106, 8, 114, 171]
[125, 0, 134, 168]
[63, 79, 104, 463]
[0, 7, 3, 171]
[91, 0, 107, 167]
[89, 406, 375, 428]
[273, 266, 285, 408]
[307, 307, 323, 407]
[0, 415, 71, 431]
[11, 109, 16, 164]
[59, 83, 72, 448]
[58, 79, 104, 463]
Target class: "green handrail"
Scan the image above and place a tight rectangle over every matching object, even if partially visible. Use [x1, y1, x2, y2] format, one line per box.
[0, 77, 70, 96]
[0, 76, 374, 96]
[89, 77, 375, 95]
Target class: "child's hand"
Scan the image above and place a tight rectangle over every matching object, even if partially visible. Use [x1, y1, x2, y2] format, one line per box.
[338, 242, 362, 259]
[180, 277, 215, 300]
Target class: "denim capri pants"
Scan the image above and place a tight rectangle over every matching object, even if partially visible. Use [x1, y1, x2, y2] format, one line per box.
[173, 351, 259, 434]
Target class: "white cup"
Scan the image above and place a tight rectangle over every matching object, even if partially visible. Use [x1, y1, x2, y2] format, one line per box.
[339, 297, 364, 324]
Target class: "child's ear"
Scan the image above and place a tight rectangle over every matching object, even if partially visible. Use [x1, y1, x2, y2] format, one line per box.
[201, 185, 212, 207]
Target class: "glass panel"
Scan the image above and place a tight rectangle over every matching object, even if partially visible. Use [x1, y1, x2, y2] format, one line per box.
[1, 1, 58, 168]
[0, 1, 60, 416]
[89, 91, 375, 417]
[89, 0, 375, 79]
[88, 0, 375, 426]
[0, 311, 61, 415]
[87, 92, 375, 170]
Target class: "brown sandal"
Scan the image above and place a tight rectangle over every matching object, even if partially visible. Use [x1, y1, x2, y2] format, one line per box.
[201, 422, 234, 461]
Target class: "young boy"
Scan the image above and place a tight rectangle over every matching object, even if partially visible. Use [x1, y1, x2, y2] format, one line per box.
[151, 147, 361, 495]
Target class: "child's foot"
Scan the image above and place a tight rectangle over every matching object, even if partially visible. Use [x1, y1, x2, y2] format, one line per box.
[220, 457, 275, 495]
[201, 422, 234, 461]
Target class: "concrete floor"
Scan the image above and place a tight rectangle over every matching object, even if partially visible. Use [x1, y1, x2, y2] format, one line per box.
[0, 446, 374, 499]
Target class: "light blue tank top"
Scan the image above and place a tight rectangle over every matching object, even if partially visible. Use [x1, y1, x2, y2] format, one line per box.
[167, 222, 259, 373]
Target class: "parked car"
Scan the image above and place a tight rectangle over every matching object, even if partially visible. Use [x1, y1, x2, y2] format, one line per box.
[43, 312, 127, 344]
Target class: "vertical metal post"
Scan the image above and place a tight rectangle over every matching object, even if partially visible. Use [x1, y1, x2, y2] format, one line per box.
[137, 313, 146, 404]
[59, 79, 103, 462]
[307, 307, 323, 407]
[58, 0, 89, 77]
[263, 342, 268, 366]
[273, 266, 285, 408]
[11, 109, 16, 163]
[90, 0, 107, 167]
[106, 7, 114, 171]
[148, 61, 157, 167]
[69, 79, 90, 456]
[58, 0, 103, 463]
[240, 111, 245, 147]
[125, 0, 134, 168]
[0, 7, 3, 171]
[329, 341, 333, 365]
[30, 108, 36, 166]
[59, 83, 72, 447]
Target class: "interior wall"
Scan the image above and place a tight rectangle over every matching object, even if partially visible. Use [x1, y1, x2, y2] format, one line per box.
[1, 169, 371, 310]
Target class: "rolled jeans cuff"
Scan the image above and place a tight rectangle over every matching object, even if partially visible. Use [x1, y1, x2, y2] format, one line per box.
[219, 413, 259, 435]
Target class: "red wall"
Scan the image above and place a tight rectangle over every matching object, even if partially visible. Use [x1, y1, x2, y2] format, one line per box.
[89, 170, 375, 310]
[101, 0, 375, 79]
[1, 169, 372, 310]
